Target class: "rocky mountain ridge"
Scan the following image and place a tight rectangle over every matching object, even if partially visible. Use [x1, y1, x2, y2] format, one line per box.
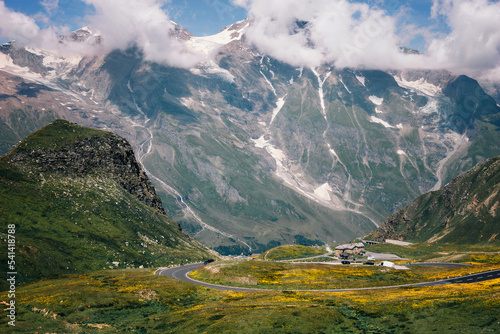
[365, 155, 500, 244]
[7, 119, 165, 214]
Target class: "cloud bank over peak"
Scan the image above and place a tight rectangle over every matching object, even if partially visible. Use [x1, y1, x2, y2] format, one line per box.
[233, 0, 430, 69]
[82, 0, 202, 67]
[233, 0, 500, 83]
[0, 1, 43, 45]
[0, 0, 499, 82]
[0, 0, 202, 67]
[428, 0, 500, 82]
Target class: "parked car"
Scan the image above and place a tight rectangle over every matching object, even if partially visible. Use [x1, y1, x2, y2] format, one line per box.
[364, 261, 375, 265]
[341, 260, 350, 265]
[204, 259, 215, 265]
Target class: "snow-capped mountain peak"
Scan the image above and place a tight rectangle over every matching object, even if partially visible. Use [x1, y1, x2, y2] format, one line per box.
[185, 19, 249, 56]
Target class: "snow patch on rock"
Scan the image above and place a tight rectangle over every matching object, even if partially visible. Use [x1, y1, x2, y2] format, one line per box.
[314, 183, 333, 201]
[369, 96, 383, 106]
[419, 99, 439, 114]
[311, 68, 331, 120]
[394, 76, 441, 97]
[356, 75, 365, 86]
[270, 95, 286, 125]
[369, 116, 394, 129]
[186, 21, 249, 56]
[252, 136, 345, 210]
[340, 77, 351, 93]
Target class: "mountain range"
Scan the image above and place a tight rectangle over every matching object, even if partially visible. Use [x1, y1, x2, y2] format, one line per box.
[1, 21, 500, 254]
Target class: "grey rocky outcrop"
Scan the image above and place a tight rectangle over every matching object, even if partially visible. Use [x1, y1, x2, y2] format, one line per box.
[7, 120, 166, 215]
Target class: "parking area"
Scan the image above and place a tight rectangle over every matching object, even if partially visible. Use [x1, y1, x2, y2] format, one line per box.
[364, 251, 408, 261]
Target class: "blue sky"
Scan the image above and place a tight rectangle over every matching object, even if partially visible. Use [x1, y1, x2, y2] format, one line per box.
[165, 0, 248, 36]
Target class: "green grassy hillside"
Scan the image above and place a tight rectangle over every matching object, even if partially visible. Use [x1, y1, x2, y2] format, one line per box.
[366, 155, 500, 244]
[0, 120, 212, 290]
[259, 245, 325, 261]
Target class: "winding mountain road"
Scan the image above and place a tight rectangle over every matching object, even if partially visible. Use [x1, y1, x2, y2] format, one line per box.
[155, 263, 264, 291]
[155, 263, 500, 292]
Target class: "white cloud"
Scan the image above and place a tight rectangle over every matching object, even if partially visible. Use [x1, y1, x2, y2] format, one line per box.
[427, 0, 500, 82]
[1, 0, 500, 79]
[233, 0, 500, 83]
[233, 0, 430, 69]
[0, 1, 97, 56]
[42, 0, 59, 13]
[232, 0, 500, 83]
[0, 1, 41, 45]
[34, 0, 59, 23]
[82, 0, 202, 67]
[0, 0, 202, 68]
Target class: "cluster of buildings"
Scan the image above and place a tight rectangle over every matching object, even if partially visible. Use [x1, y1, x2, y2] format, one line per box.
[334, 242, 365, 259]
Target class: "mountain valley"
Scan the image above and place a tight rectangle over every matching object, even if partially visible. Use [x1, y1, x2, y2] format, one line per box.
[1, 22, 500, 254]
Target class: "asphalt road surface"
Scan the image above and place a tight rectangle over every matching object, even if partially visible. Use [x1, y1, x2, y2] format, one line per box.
[155, 263, 500, 292]
[364, 251, 408, 261]
[418, 269, 500, 286]
[155, 263, 264, 291]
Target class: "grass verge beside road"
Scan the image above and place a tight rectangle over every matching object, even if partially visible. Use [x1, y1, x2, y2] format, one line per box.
[189, 259, 500, 290]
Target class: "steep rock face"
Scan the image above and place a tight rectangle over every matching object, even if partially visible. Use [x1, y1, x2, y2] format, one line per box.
[366, 155, 500, 244]
[6, 120, 165, 215]
[442, 75, 500, 133]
